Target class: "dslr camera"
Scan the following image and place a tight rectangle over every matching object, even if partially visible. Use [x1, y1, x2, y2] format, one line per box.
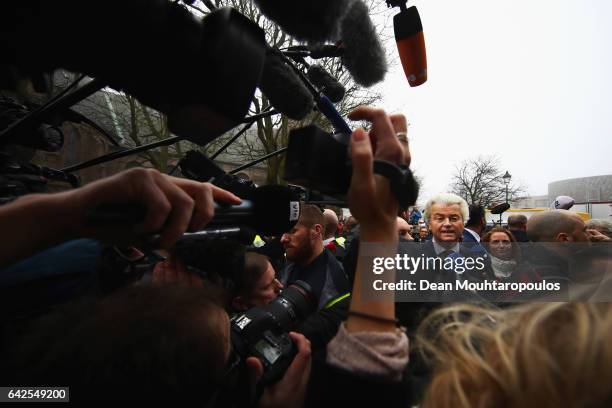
[229, 280, 314, 385]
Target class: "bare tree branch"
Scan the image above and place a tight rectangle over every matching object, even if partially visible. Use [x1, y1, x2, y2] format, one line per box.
[450, 155, 526, 208]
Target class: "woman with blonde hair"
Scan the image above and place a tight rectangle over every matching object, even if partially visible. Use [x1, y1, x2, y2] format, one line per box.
[417, 302, 612, 408]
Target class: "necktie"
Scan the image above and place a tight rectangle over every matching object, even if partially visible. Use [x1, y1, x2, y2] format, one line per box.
[439, 249, 455, 258]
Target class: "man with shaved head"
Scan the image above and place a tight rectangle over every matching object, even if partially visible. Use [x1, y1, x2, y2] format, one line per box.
[396, 216, 414, 241]
[322, 209, 339, 245]
[525, 210, 599, 300]
[322, 208, 346, 260]
[527, 210, 589, 243]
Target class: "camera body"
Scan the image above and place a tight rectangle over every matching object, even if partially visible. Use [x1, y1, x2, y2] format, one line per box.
[230, 280, 314, 385]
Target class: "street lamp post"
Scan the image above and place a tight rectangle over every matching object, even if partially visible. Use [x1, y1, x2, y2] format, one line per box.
[502, 171, 512, 224]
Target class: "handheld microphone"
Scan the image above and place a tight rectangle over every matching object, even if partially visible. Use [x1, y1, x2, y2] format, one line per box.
[252, 0, 351, 42]
[259, 47, 315, 120]
[208, 184, 301, 235]
[393, 5, 427, 87]
[173, 227, 256, 245]
[87, 185, 300, 237]
[307, 65, 346, 103]
[339, 0, 388, 87]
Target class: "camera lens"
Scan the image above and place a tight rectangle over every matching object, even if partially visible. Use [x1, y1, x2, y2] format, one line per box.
[260, 280, 314, 332]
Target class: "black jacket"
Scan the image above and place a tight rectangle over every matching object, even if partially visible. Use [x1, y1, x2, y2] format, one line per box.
[296, 295, 349, 351]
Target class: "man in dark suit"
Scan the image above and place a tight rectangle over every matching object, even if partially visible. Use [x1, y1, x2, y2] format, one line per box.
[462, 204, 490, 259]
[463, 204, 486, 243]
[508, 214, 530, 242]
[423, 193, 475, 259]
[397, 194, 492, 305]
[397, 195, 495, 403]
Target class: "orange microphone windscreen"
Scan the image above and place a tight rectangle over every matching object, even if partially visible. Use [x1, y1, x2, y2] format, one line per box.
[394, 6, 427, 87]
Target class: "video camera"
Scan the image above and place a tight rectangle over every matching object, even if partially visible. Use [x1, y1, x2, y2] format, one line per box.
[284, 125, 419, 208]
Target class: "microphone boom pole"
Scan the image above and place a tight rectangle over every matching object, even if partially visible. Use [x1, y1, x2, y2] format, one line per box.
[62, 136, 181, 173]
[228, 147, 288, 174]
[0, 78, 107, 142]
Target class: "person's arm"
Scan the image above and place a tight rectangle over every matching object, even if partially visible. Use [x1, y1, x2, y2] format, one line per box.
[324, 108, 412, 381]
[344, 108, 409, 333]
[0, 167, 240, 269]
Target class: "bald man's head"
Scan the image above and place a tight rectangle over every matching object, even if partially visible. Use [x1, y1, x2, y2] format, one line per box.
[527, 210, 588, 243]
[396, 217, 413, 241]
[322, 209, 339, 239]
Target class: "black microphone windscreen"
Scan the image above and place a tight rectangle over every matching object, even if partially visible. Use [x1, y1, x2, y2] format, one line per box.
[340, 0, 387, 87]
[251, 184, 301, 235]
[253, 0, 351, 42]
[489, 203, 511, 215]
[307, 65, 346, 103]
[259, 48, 315, 120]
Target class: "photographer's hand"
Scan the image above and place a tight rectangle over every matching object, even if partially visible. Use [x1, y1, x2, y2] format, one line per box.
[0, 168, 240, 269]
[246, 332, 312, 408]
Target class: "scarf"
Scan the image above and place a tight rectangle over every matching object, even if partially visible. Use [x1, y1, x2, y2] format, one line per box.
[491, 256, 517, 278]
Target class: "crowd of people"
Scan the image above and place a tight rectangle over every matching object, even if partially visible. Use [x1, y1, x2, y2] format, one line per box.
[1, 105, 611, 407]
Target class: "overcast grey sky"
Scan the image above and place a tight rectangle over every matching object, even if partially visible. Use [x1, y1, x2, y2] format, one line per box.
[372, 0, 612, 203]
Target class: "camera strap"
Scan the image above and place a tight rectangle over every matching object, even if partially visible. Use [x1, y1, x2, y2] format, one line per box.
[372, 160, 419, 208]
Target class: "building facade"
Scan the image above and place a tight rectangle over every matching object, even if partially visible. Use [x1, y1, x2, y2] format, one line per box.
[511, 175, 612, 219]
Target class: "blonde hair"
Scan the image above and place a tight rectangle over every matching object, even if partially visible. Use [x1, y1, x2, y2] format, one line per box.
[417, 302, 612, 408]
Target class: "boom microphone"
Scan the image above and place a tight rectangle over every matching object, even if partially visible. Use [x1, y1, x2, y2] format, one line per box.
[339, 0, 388, 87]
[259, 47, 315, 120]
[308, 44, 345, 59]
[489, 203, 511, 215]
[252, 0, 352, 42]
[2, 4, 267, 146]
[393, 5, 427, 87]
[307, 65, 346, 103]
[209, 184, 301, 235]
